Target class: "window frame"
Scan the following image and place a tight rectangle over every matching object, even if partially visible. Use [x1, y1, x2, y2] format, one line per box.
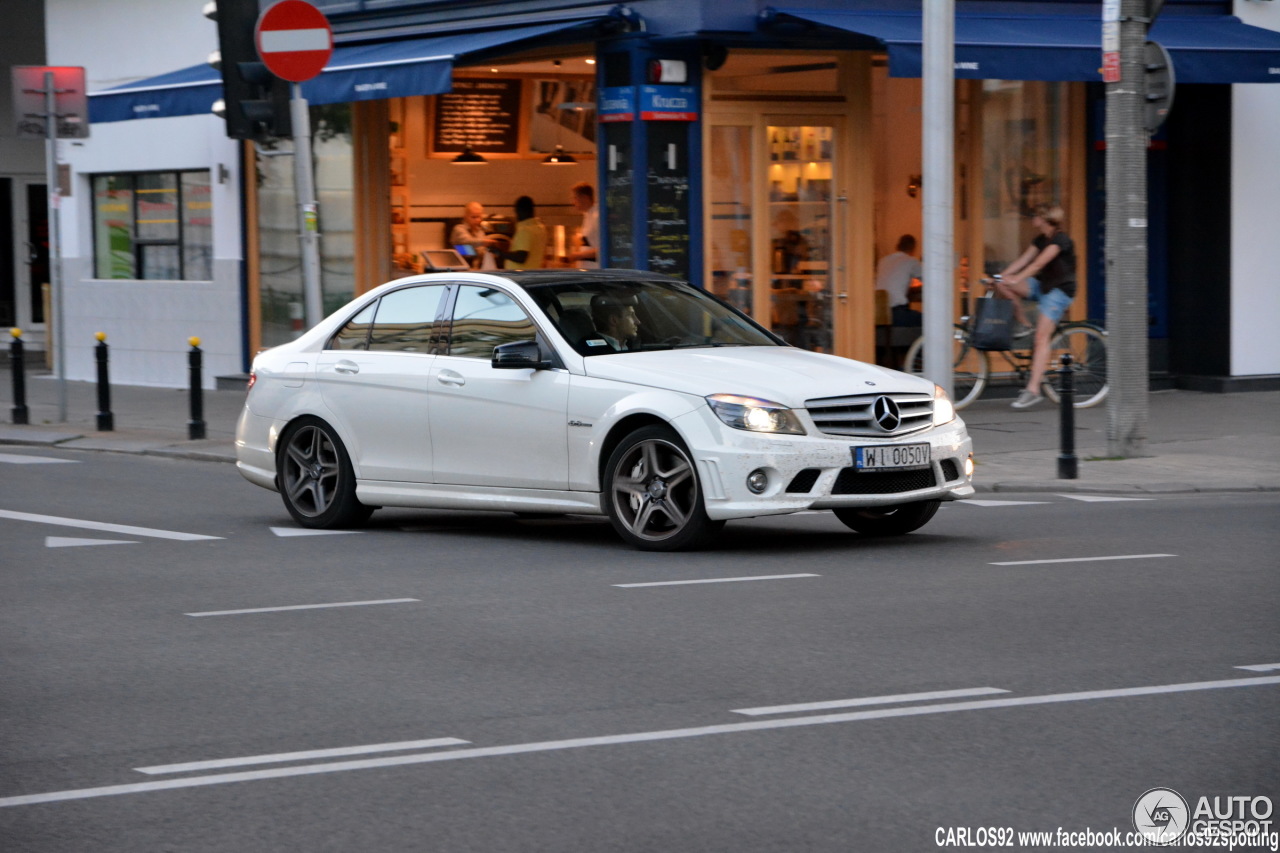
[91, 169, 212, 281]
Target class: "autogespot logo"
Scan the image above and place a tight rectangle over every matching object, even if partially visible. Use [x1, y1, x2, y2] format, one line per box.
[1134, 787, 1190, 844]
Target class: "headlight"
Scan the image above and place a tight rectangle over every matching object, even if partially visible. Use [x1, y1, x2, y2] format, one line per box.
[706, 394, 806, 435]
[932, 384, 956, 426]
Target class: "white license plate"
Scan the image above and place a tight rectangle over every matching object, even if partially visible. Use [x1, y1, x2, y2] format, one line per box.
[854, 443, 931, 470]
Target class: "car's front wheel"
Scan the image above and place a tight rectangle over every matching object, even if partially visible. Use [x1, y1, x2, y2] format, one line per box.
[277, 417, 374, 529]
[833, 499, 941, 536]
[604, 425, 723, 551]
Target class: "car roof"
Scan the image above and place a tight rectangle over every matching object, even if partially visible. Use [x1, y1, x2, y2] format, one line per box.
[498, 269, 684, 287]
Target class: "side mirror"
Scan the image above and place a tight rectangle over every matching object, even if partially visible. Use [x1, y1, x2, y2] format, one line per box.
[492, 340, 550, 370]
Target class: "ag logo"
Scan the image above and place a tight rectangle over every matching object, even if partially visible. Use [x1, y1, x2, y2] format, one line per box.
[1133, 787, 1189, 844]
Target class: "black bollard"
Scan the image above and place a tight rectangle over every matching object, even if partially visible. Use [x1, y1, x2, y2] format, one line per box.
[188, 336, 206, 440]
[94, 332, 114, 432]
[1057, 352, 1078, 479]
[9, 329, 28, 425]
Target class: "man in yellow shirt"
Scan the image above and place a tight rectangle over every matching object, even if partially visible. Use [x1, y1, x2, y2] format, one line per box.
[499, 195, 548, 270]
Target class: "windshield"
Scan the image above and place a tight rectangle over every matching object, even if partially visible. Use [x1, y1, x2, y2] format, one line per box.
[524, 278, 782, 357]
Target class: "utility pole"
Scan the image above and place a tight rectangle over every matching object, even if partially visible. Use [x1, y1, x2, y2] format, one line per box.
[922, 0, 956, 399]
[1104, 0, 1151, 457]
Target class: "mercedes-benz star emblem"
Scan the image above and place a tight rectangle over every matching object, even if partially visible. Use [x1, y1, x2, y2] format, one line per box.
[873, 396, 901, 432]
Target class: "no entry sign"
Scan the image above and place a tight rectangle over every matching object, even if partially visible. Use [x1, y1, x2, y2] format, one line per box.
[255, 0, 333, 83]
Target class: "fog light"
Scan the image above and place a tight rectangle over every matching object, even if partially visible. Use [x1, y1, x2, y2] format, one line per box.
[964, 455, 975, 478]
[746, 469, 769, 494]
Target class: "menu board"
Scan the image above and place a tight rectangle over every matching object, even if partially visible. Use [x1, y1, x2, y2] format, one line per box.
[646, 124, 690, 280]
[432, 78, 521, 154]
[604, 124, 634, 268]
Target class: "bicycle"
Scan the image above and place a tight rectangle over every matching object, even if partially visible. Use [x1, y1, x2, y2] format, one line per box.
[902, 279, 1108, 410]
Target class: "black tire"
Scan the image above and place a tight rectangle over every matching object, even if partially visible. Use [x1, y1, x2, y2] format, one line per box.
[277, 417, 374, 529]
[603, 425, 723, 551]
[903, 327, 988, 410]
[833, 499, 941, 536]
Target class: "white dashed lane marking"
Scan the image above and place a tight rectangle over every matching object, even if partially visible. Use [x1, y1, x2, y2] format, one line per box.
[185, 599, 420, 617]
[990, 553, 1177, 566]
[270, 527, 360, 537]
[1058, 494, 1155, 502]
[135, 737, 469, 775]
[46, 536, 138, 548]
[615, 574, 819, 588]
[0, 509, 222, 541]
[0, 453, 78, 465]
[731, 687, 1010, 716]
[3, 674, 1277, 808]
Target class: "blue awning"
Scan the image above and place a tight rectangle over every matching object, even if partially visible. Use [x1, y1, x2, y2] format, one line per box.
[89, 19, 600, 123]
[769, 5, 1280, 83]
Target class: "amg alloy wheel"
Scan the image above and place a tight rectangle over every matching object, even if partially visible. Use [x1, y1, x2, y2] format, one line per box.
[604, 426, 723, 551]
[833, 499, 941, 536]
[277, 417, 374, 529]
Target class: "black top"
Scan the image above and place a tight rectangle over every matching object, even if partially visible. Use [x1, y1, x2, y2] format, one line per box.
[1032, 232, 1076, 298]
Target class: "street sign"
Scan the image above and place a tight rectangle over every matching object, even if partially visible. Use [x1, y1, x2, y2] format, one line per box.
[11, 66, 89, 139]
[255, 0, 332, 83]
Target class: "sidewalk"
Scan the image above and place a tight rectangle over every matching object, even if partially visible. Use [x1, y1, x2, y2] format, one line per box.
[1, 369, 1277, 494]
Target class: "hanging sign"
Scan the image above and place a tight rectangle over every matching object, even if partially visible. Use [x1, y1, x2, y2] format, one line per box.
[639, 85, 697, 121]
[599, 86, 636, 123]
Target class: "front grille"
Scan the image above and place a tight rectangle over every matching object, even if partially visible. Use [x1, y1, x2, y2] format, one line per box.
[805, 392, 933, 438]
[786, 469, 821, 493]
[831, 466, 937, 495]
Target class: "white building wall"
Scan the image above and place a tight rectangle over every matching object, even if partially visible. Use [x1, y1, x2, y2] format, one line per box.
[1232, 1, 1280, 378]
[46, 0, 244, 387]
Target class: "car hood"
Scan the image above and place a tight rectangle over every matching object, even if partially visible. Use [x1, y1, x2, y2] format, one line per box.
[581, 346, 933, 406]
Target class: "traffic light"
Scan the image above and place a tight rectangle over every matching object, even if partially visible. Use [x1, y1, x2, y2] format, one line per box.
[204, 0, 291, 140]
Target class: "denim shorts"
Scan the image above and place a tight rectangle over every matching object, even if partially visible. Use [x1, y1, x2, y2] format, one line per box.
[1028, 277, 1074, 324]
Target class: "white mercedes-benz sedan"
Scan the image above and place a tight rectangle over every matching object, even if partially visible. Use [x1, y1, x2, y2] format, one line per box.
[235, 269, 974, 550]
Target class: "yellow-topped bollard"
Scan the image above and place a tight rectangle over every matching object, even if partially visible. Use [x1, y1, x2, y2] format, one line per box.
[188, 336, 205, 440]
[9, 328, 29, 424]
[95, 331, 107, 342]
[94, 330, 114, 431]
[189, 336, 201, 348]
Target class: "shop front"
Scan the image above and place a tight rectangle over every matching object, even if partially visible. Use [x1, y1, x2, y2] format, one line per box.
[82, 0, 1280, 385]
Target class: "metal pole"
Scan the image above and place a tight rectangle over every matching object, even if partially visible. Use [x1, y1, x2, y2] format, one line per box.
[9, 329, 28, 425]
[43, 71, 68, 423]
[291, 83, 324, 329]
[1105, 0, 1149, 457]
[94, 332, 113, 432]
[1057, 353, 1078, 479]
[922, 0, 956, 399]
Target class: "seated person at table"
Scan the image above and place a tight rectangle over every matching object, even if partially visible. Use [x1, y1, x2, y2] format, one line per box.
[493, 195, 547, 270]
[875, 233, 923, 326]
[449, 202, 501, 269]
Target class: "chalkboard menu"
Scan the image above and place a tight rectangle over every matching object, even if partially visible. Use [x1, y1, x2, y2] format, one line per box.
[604, 123, 634, 269]
[646, 123, 690, 280]
[432, 78, 521, 154]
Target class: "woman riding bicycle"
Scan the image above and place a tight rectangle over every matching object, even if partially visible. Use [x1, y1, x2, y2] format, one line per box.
[991, 204, 1077, 410]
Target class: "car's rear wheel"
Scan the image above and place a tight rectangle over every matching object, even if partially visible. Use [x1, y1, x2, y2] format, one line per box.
[833, 499, 941, 536]
[604, 425, 723, 551]
[277, 417, 374, 529]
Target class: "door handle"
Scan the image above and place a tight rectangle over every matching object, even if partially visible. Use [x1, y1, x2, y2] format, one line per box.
[437, 370, 465, 387]
[334, 360, 360, 374]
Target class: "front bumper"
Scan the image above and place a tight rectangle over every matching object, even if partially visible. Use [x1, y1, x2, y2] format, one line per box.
[673, 407, 974, 521]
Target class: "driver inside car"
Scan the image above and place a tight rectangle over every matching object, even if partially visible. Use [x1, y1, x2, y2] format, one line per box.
[590, 294, 641, 351]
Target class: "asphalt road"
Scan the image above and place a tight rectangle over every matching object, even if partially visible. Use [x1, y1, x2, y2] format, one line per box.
[1, 448, 1277, 852]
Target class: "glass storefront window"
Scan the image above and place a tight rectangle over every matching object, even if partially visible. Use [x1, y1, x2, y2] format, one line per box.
[767, 124, 834, 352]
[981, 81, 1070, 273]
[257, 104, 355, 347]
[707, 125, 754, 315]
[91, 170, 211, 280]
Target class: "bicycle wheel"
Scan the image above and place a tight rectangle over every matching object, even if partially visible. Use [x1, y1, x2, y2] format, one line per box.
[1042, 324, 1108, 408]
[903, 325, 988, 410]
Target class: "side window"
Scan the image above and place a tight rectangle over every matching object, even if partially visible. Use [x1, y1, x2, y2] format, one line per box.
[446, 285, 537, 360]
[328, 302, 376, 350]
[368, 285, 446, 353]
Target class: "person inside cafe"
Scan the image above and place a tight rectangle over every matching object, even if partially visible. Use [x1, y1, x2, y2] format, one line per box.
[567, 182, 599, 269]
[493, 195, 547, 270]
[449, 201, 502, 269]
[875, 234, 924, 327]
